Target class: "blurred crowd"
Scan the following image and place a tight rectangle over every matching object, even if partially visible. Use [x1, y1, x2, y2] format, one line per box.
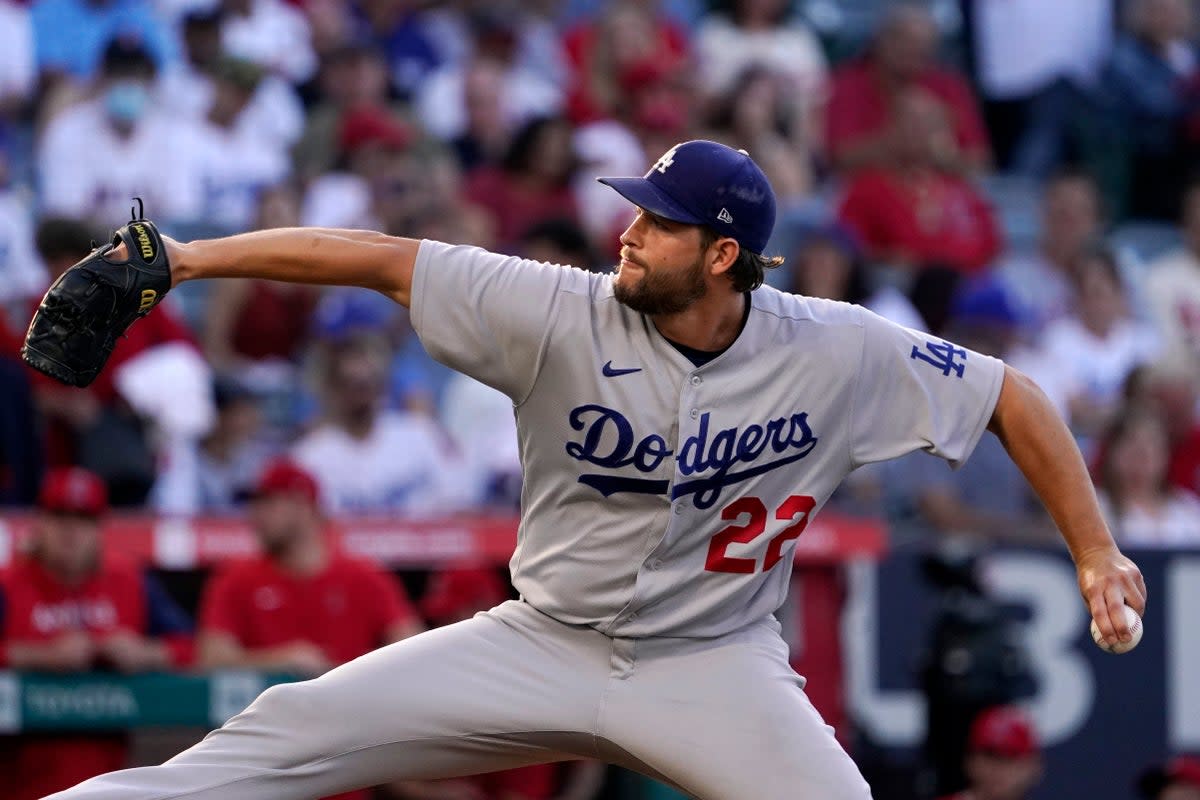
[4, 0, 1200, 797]
[0, 0, 1199, 551]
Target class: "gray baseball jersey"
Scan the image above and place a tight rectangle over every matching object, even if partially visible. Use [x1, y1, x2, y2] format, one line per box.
[411, 240, 1005, 638]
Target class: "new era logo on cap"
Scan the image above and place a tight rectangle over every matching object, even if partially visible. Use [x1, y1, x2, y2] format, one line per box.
[597, 140, 777, 255]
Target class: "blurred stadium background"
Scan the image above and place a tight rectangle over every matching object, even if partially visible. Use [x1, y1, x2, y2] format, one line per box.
[1, 0, 1199, 798]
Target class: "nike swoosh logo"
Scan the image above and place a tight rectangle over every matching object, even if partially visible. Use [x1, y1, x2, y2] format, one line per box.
[602, 361, 642, 377]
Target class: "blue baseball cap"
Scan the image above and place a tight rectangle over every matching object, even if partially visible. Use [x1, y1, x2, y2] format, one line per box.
[598, 140, 777, 255]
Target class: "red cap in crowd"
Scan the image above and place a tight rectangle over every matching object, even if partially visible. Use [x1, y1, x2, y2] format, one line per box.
[339, 107, 413, 154]
[252, 458, 320, 506]
[1139, 756, 1200, 797]
[37, 467, 109, 517]
[968, 706, 1039, 759]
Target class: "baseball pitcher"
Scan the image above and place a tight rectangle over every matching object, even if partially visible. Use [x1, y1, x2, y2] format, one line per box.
[26, 141, 1145, 799]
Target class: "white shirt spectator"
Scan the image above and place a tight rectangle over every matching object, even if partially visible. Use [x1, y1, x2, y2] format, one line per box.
[0, 0, 35, 105]
[1145, 247, 1200, 372]
[440, 373, 520, 505]
[693, 13, 827, 103]
[0, 189, 46, 305]
[158, 64, 305, 149]
[571, 120, 646, 247]
[37, 100, 208, 223]
[292, 411, 469, 515]
[415, 60, 563, 142]
[189, 118, 291, 231]
[996, 250, 1074, 332]
[973, 0, 1113, 99]
[300, 173, 377, 231]
[419, 6, 570, 90]
[1038, 315, 1160, 412]
[1099, 489, 1200, 546]
[221, 0, 316, 84]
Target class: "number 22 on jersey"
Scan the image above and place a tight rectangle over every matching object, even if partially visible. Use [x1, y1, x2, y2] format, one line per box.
[705, 495, 816, 574]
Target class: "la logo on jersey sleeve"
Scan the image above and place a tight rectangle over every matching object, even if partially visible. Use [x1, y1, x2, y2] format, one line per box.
[910, 339, 967, 378]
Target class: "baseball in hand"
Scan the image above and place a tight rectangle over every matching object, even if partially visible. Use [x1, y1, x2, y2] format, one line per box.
[1090, 605, 1143, 654]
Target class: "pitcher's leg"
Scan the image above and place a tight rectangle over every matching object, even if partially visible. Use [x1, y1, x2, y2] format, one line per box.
[45, 601, 610, 800]
[602, 620, 871, 800]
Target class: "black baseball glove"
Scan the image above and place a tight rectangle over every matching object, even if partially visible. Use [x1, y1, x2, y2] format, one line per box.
[21, 206, 172, 388]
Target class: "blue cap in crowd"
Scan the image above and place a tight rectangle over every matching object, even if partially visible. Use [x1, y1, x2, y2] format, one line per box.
[598, 140, 777, 255]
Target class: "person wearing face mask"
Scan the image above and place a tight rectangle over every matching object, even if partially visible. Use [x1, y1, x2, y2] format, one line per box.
[37, 37, 207, 226]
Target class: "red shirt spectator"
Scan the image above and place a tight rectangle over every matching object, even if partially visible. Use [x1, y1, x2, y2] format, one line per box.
[837, 168, 1002, 275]
[200, 552, 417, 666]
[825, 6, 990, 174]
[836, 89, 1002, 275]
[197, 459, 423, 800]
[464, 116, 580, 249]
[0, 468, 193, 800]
[562, 0, 688, 125]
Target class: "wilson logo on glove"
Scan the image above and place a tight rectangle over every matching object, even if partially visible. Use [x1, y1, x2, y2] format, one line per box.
[132, 223, 157, 260]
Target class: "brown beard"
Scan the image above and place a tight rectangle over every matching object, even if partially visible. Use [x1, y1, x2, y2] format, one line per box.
[613, 254, 707, 315]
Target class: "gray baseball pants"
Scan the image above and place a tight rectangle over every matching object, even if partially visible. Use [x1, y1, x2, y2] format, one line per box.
[44, 600, 871, 799]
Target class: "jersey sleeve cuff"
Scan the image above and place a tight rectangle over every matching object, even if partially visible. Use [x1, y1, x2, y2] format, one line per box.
[949, 357, 1006, 470]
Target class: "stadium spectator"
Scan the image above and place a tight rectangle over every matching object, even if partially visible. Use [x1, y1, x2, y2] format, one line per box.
[836, 87, 1002, 275]
[826, 4, 991, 176]
[190, 58, 293, 232]
[194, 377, 275, 512]
[24, 217, 200, 506]
[201, 183, 320, 381]
[995, 168, 1105, 332]
[1034, 247, 1159, 440]
[415, 14, 562, 144]
[420, 1, 569, 91]
[966, 0, 1114, 173]
[301, 106, 418, 231]
[704, 66, 815, 206]
[519, 217, 597, 271]
[0, 467, 193, 800]
[561, 0, 689, 126]
[292, 321, 468, 515]
[30, 0, 175, 88]
[159, 9, 304, 152]
[0, 143, 46, 309]
[693, 0, 827, 149]
[352, 0, 443, 99]
[787, 223, 925, 331]
[1101, 0, 1200, 220]
[293, 43, 404, 183]
[36, 39, 208, 226]
[400, 144, 496, 248]
[1146, 177, 1200, 373]
[197, 457, 424, 800]
[938, 706, 1043, 800]
[215, 0, 316, 85]
[464, 115, 581, 249]
[1137, 756, 1200, 800]
[618, 57, 699, 175]
[1097, 408, 1200, 546]
[0, 0, 34, 118]
[447, 55, 520, 173]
